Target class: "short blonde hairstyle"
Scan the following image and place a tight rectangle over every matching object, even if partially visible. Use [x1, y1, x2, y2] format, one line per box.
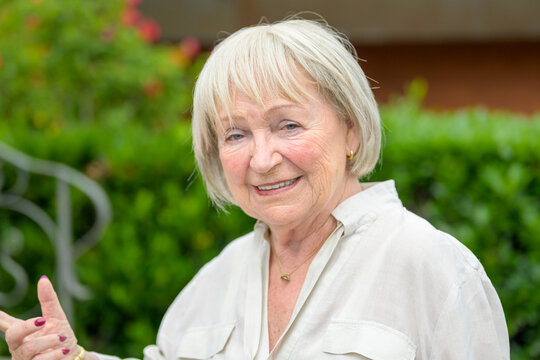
[192, 17, 381, 208]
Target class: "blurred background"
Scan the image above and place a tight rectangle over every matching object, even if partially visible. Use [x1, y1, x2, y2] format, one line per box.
[140, 0, 540, 113]
[0, 0, 539, 359]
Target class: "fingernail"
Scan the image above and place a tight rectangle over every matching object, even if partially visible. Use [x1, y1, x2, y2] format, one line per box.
[62, 349, 70, 355]
[34, 318, 46, 327]
[59, 335, 67, 342]
[41, 275, 48, 280]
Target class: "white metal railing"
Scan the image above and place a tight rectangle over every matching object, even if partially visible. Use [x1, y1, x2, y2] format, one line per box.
[0, 141, 112, 323]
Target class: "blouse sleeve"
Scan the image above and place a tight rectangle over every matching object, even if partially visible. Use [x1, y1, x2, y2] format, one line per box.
[429, 268, 510, 360]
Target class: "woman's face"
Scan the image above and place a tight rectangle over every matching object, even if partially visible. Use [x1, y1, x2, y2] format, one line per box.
[217, 79, 358, 229]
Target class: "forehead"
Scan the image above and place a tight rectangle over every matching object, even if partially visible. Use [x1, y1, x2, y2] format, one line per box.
[217, 76, 322, 122]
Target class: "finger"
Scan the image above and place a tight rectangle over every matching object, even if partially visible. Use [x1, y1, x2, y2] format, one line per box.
[0, 310, 18, 333]
[38, 276, 67, 321]
[17, 334, 67, 359]
[5, 317, 46, 350]
[34, 346, 80, 360]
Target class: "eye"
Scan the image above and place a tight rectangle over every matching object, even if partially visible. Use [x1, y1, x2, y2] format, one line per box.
[281, 121, 300, 131]
[225, 131, 244, 142]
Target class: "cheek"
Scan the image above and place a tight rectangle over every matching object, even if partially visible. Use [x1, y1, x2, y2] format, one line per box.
[286, 143, 319, 169]
[286, 136, 347, 197]
[286, 136, 336, 174]
[219, 149, 248, 184]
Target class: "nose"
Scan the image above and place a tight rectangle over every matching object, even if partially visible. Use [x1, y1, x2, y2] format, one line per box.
[249, 134, 282, 174]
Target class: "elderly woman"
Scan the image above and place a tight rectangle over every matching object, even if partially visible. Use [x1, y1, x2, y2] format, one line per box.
[1, 18, 509, 360]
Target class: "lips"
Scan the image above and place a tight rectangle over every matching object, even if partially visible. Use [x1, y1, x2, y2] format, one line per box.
[255, 177, 300, 191]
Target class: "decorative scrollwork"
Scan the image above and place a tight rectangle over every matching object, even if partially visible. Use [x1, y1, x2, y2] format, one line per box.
[0, 142, 112, 322]
[0, 227, 28, 307]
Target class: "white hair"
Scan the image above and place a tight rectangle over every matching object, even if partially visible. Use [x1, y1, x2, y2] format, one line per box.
[192, 17, 381, 208]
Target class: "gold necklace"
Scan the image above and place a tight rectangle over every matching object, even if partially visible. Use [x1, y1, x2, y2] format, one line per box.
[272, 237, 327, 281]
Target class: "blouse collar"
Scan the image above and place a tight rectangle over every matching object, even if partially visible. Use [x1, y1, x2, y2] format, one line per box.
[254, 180, 402, 240]
[332, 180, 402, 237]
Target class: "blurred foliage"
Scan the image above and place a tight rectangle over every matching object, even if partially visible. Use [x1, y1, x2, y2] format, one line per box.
[0, 0, 200, 131]
[0, 0, 539, 359]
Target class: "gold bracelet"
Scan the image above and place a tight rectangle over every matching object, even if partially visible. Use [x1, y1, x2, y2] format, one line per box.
[73, 346, 86, 360]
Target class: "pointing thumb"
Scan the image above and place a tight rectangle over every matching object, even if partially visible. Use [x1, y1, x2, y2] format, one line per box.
[37, 276, 68, 321]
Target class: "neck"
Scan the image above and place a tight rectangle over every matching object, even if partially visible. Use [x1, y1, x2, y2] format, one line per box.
[268, 177, 363, 260]
[270, 214, 337, 252]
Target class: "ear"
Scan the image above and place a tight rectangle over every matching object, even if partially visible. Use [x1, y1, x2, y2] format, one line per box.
[345, 118, 360, 153]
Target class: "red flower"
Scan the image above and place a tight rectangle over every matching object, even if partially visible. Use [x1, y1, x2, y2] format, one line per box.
[122, 8, 141, 26]
[180, 36, 201, 60]
[138, 19, 161, 43]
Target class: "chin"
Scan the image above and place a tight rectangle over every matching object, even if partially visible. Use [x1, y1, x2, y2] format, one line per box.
[256, 206, 308, 227]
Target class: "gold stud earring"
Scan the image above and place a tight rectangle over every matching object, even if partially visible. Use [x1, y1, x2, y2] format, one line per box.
[346, 150, 355, 160]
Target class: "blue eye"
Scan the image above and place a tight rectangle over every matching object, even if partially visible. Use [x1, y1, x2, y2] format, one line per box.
[226, 133, 244, 142]
[283, 122, 299, 131]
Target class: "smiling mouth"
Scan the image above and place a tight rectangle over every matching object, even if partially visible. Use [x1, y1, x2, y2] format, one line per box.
[256, 177, 300, 191]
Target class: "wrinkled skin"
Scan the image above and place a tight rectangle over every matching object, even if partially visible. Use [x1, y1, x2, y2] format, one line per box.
[0, 277, 86, 360]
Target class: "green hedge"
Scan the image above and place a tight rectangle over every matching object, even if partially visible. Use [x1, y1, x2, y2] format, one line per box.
[1, 97, 539, 359]
[0, 0, 198, 130]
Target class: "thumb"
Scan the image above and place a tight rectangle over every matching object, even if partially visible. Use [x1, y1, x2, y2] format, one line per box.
[38, 276, 68, 321]
[0, 310, 17, 333]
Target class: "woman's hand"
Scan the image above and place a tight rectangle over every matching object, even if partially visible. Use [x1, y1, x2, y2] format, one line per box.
[0, 276, 79, 360]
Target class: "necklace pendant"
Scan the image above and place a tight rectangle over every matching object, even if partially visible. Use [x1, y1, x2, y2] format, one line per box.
[280, 274, 291, 281]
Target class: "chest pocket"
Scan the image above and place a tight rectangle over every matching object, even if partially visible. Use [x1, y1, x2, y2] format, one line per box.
[175, 322, 235, 359]
[323, 321, 416, 360]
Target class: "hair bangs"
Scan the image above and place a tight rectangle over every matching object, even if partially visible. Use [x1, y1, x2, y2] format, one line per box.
[215, 33, 316, 124]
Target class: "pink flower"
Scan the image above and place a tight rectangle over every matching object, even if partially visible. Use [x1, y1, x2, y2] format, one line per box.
[138, 19, 161, 43]
[180, 36, 201, 60]
[122, 8, 141, 26]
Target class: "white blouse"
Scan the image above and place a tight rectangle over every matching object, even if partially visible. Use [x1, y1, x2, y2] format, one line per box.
[96, 180, 509, 360]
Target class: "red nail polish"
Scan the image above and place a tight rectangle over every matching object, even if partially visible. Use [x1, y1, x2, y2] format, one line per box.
[62, 349, 70, 355]
[34, 318, 46, 327]
[59, 335, 67, 342]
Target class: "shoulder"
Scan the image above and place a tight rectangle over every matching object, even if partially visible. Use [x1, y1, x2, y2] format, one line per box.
[360, 204, 490, 294]
[156, 231, 257, 343]
[394, 209, 484, 276]
[388, 214, 510, 357]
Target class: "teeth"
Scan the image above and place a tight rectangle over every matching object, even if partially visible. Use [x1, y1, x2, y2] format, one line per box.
[257, 178, 296, 191]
